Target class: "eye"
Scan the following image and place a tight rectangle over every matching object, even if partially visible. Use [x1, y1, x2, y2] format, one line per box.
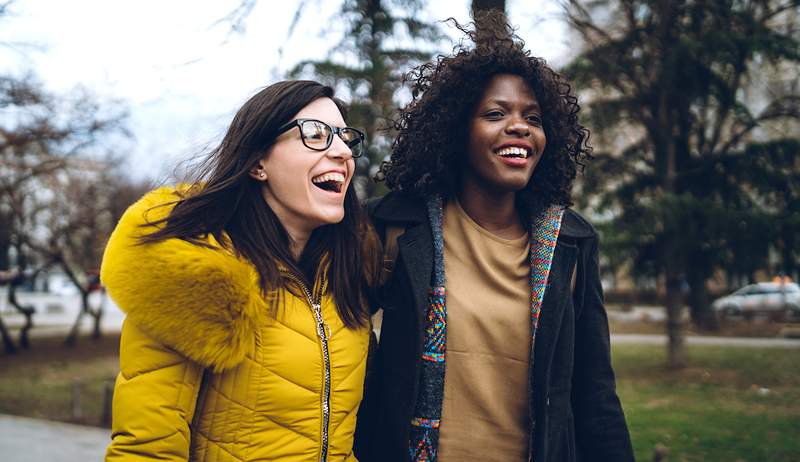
[303, 121, 329, 141]
[483, 110, 504, 120]
[340, 129, 359, 146]
[526, 114, 543, 126]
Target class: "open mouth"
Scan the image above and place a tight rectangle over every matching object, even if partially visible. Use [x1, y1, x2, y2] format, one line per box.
[495, 146, 531, 159]
[311, 172, 345, 194]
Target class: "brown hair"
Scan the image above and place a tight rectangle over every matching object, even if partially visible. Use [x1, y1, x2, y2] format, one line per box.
[142, 80, 379, 328]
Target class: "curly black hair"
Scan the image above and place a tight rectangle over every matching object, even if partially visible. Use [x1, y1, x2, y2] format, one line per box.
[379, 11, 591, 208]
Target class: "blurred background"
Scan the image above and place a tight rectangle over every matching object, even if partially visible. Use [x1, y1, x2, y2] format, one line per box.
[0, 0, 798, 461]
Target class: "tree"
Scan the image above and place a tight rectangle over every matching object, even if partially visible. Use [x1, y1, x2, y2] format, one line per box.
[563, 0, 800, 367]
[218, 1, 447, 197]
[472, 0, 506, 16]
[0, 71, 141, 350]
[289, 0, 443, 197]
[43, 164, 151, 345]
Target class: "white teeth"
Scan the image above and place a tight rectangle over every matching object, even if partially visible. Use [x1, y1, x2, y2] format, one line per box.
[311, 172, 345, 184]
[496, 147, 530, 158]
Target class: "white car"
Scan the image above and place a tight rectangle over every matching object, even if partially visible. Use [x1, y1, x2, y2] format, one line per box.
[713, 282, 800, 320]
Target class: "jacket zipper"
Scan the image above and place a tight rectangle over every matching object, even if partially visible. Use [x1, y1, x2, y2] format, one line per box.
[284, 272, 332, 462]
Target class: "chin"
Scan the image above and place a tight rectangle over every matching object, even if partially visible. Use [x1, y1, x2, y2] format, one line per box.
[495, 176, 531, 192]
[312, 208, 346, 226]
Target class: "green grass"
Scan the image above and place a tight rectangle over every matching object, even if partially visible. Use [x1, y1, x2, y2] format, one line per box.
[613, 344, 800, 462]
[0, 335, 120, 427]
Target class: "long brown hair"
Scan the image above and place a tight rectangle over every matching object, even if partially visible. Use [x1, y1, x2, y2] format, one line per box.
[142, 80, 379, 328]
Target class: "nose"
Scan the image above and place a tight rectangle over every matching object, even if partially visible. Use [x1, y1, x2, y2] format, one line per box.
[505, 115, 530, 137]
[327, 134, 354, 161]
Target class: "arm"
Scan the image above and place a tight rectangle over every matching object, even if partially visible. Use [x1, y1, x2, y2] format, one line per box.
[353, 328, 380, 461]
[571, 235, 635, 462]
[105, 320, 205, 461]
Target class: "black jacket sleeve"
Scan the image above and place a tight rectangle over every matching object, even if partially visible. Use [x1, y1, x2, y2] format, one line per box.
[571, 234, 635, 462]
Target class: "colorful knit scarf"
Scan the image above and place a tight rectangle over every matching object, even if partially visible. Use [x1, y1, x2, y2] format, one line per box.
[408, 195, 564, 462]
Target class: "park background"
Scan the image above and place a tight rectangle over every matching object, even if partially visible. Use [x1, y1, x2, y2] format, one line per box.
[1, 0, 799, 461]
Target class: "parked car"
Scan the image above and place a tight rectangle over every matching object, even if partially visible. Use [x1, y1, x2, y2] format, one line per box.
[713, 282, 800, 320]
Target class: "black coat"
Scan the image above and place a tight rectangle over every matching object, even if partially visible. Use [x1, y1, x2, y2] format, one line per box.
[355, 191, 635, 462]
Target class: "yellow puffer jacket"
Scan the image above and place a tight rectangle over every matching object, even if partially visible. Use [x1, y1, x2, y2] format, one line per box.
[102, 187, 370, 462]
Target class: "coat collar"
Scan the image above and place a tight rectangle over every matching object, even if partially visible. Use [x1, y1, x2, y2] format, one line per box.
[370, 191, 429, 225]
[101, 186, 264, 372]
[371, 191, 596, 240]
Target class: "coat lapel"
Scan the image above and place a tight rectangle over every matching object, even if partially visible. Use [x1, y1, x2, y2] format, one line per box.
[374, 192, 582, 354]
[397, 221, 434, 323]
[534, 239, 578, 375]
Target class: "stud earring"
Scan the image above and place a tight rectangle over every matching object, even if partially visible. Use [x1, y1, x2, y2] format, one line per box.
[260, 172, 266, 179]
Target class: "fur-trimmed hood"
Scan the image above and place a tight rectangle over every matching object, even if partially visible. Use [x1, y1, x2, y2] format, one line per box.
[101, 187, 265, 372]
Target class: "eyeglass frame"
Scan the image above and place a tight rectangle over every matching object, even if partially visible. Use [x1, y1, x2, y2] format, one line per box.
[274, 118, 366, 158]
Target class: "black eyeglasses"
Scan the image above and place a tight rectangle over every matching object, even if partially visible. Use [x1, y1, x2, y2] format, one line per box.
[275, 118, 365, 158]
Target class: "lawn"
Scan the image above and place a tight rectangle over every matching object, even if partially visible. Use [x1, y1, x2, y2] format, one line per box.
[613, 344, 800, 462]
[0, 335, 798, 461]
[0, 334, 120, 427]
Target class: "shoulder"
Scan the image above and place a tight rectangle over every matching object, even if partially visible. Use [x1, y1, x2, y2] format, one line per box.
[365, 190, 428, 226]
[560, 208, 598, 241]
[101, 185, 263, 372]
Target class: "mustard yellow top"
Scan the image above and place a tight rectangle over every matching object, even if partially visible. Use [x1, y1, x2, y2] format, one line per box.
[437, 199, 532, 462]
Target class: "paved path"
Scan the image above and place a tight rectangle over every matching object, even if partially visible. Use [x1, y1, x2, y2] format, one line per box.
[612, 333, 800, 348]
[0, 414, 109, 462]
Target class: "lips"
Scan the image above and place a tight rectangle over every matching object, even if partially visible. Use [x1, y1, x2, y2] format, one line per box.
[494, 141, 533, 159]
[311, 171, 346, 194]
[495, 146, 531, 159]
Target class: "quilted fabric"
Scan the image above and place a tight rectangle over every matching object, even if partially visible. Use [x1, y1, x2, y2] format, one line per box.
[103, 187, 369, 461]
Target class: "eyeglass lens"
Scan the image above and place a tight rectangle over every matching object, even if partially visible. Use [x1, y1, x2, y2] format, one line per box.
[299, 120, 363, 157]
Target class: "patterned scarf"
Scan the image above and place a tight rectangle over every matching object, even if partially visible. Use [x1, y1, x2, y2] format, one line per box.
[408, 195, 564, 462]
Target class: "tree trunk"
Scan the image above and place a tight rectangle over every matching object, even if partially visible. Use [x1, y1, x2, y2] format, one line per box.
[687, 268, 718, 331]
[8, 277, 34, 348]
[90, 290, 104, 339]
[0, 315, 16, 354]
[92, 312, 102, 338]
[471, 0, 506, 16]
[65, 291, 89, 345]
[665, 266, 688, 369]
[65, 306, 84, 346]
[0, 212, 10, 271]
[780, 220, 796, 279]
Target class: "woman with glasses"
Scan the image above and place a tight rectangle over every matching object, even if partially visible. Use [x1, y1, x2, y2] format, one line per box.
[102, 80, 380, 461]
[356, 12, 634, 462]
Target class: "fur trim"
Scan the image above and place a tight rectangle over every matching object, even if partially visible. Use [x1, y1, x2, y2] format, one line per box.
[101, 186, 265, 372]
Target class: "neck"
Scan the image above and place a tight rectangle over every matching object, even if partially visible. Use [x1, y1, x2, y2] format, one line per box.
[456, 183, 525, 239]
[286, 228, 311, 260]
[261, 189, 314, 261]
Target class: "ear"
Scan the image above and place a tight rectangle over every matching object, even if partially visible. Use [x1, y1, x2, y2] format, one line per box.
[249, 162, 268, 181]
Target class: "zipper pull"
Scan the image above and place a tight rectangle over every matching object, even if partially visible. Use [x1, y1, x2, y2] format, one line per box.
[316, 321, 332, 340]
[312, 304, 332, 340]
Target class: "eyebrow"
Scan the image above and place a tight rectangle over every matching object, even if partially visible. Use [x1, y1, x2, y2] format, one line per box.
[485, 98, 541, 112]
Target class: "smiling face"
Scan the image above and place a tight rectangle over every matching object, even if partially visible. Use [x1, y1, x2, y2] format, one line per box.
[462, 73, 546, 196]
[252, 97, 355, 237]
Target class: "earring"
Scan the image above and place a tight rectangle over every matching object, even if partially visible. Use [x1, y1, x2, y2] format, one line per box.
[260, 172, 267, 179]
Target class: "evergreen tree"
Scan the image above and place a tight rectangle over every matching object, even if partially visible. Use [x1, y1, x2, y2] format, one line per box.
[289, 0, 442, 197]
[472, 0, 506, 16]
[562, 0, 800, 367]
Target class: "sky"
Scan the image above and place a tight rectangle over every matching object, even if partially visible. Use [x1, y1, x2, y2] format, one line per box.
[0, 0, 569, 181]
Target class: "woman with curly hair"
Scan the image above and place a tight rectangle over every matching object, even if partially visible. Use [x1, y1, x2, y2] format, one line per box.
[355, 12, 634, 462]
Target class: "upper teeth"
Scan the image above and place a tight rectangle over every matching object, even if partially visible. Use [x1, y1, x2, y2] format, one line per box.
[312, 172, 345, 184]
[497, 147, 530, 157]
